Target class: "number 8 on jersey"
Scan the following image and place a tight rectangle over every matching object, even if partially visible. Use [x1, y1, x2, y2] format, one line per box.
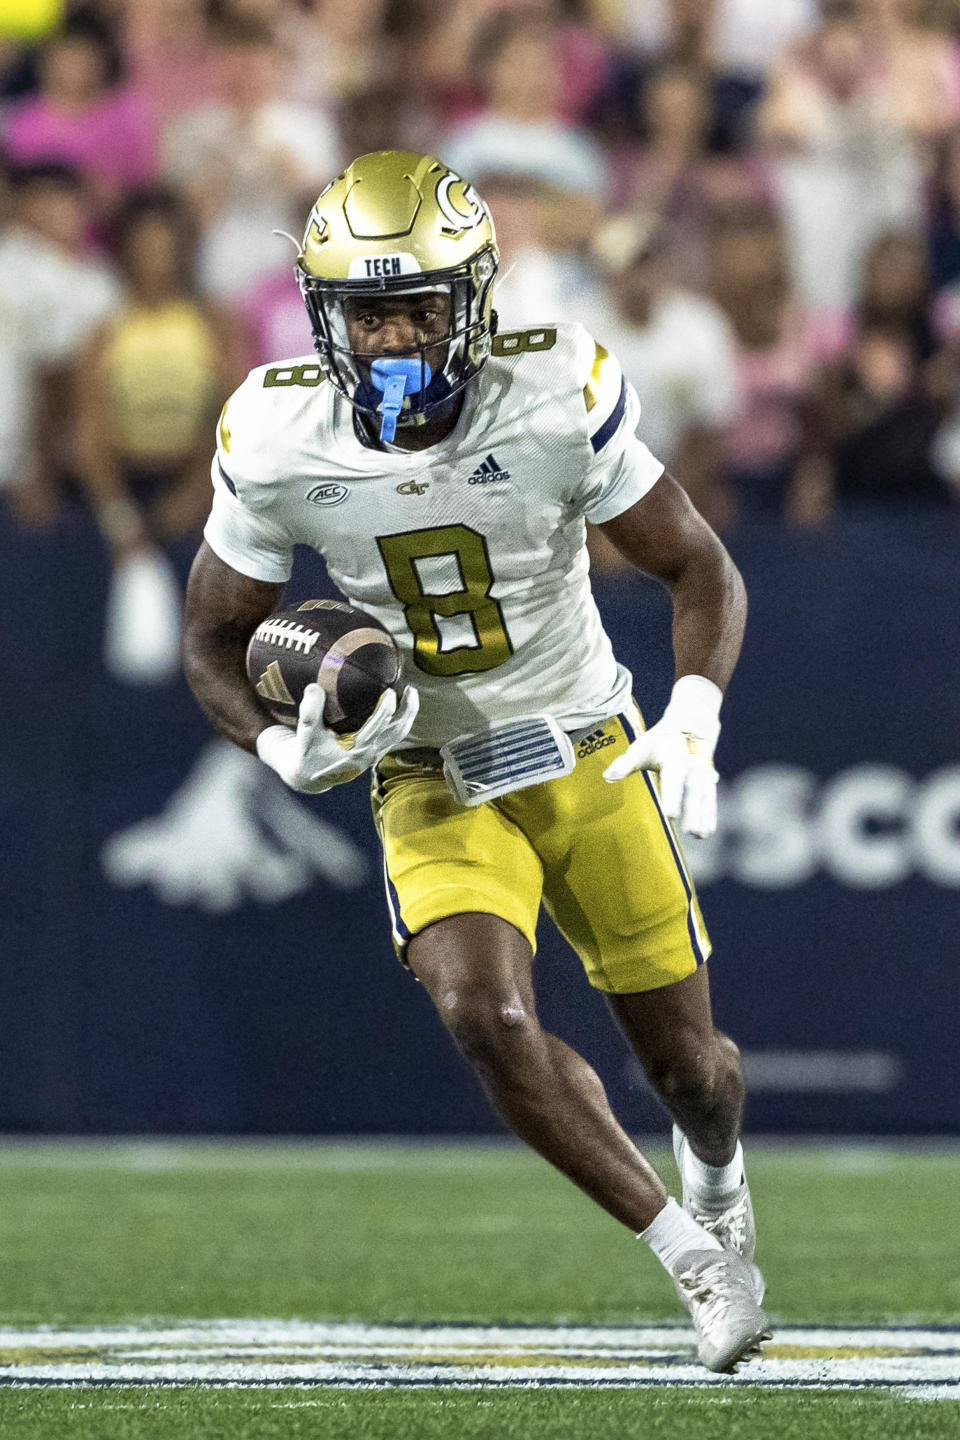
[377, 524, 513, 677]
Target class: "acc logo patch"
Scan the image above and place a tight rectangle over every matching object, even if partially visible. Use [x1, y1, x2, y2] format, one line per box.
[305, 482, 349, 506]
[436, 171, 486, 232]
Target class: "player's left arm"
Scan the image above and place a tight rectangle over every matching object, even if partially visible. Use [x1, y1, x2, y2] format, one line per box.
[568, 322, 744, 833]
[600, 470, 746, 692]
[597, 473, 747, 837]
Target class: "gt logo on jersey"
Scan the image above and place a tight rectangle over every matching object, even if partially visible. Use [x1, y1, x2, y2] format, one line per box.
[305, 483, 349, 506]
[397, 479, 429, 496]
[435, 171, 486, 232]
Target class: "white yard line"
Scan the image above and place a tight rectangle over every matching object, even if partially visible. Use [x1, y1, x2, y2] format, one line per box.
[0, 1322, 957, 1397]
[1, 1321, 958, 1351]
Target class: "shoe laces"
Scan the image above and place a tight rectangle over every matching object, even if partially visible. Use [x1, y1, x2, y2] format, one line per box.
[677, 1257, 740, 1326]
[694, 1192, 750, 1252]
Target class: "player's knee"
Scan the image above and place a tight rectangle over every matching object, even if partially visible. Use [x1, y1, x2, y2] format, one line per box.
[649, 1029, 739, 1109]
[441, 989, 533, 1069]
[717, 1031, 742, 1076]
[498, 1002, 526, 1029]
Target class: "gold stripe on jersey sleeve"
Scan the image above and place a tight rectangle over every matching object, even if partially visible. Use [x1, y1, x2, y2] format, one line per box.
[582, 342, 616, 413]
[218, 401, 232, 454]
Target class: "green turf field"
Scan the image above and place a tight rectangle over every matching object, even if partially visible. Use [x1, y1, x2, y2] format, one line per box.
[0, 1140, 957, 1437]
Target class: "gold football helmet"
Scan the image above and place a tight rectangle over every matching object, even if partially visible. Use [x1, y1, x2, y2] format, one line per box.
[297, 150, 499, 429]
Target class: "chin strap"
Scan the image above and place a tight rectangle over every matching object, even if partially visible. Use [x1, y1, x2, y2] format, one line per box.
[369, 358, 433, 442]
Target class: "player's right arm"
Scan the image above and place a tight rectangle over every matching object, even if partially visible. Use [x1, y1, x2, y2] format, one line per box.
[185, 378, 418, 788]
[184, 374, 304, 756]
[182, 540, 283, 755]
[182, 544, 418, 792]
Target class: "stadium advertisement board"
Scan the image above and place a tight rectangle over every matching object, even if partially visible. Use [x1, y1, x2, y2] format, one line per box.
[1, 511, 956, 1134]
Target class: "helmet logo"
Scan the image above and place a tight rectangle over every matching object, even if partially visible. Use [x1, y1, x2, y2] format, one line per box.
[303, 203, 328, 249]
[435, 172, 485, 232]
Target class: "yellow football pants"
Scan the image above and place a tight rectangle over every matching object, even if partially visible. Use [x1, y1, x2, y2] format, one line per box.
[371, 709, 710, 994]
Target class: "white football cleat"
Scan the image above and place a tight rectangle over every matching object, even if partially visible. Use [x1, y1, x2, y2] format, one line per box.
[673, 1127, 761, 1293]
[674, 1248, 771, 1373]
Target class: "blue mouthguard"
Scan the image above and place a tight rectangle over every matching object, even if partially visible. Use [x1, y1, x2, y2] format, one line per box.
[369, 357, 432, 442]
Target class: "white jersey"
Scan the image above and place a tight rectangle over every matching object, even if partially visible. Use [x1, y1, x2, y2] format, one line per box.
[203, 321, 664, 747]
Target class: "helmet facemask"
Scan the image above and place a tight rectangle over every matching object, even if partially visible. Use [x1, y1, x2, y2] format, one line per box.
[298, 247, 498, 431]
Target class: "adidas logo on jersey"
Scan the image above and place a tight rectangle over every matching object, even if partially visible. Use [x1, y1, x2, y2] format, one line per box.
[467, 453, 511, 484]
[577, 728, 616, 758]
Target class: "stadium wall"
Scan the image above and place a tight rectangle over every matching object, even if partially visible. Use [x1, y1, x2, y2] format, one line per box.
[1, 508, 957, 1135]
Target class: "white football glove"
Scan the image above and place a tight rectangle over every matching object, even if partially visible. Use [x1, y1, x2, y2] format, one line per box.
[256, 683, 419, 794]
[603, 675, 722, 838]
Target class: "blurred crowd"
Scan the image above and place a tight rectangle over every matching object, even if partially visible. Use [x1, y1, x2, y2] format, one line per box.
[4, 0, 960, 580]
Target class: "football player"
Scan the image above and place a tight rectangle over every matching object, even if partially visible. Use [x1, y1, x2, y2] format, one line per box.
[183, 150, 769, 1372]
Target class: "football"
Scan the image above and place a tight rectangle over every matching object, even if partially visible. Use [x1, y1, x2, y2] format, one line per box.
[246, 599, 401, 735]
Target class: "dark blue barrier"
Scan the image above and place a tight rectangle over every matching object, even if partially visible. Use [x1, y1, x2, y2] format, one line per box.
[1, 505, 957, 1134]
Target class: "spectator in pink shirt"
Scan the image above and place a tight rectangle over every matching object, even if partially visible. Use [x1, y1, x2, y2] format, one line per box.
[121, 0, 220, 127]
[3, 16, 158, 222]
[241, 267, 314, 369]
[709, 201, 840, 522]
[417, 0, 613, 129]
